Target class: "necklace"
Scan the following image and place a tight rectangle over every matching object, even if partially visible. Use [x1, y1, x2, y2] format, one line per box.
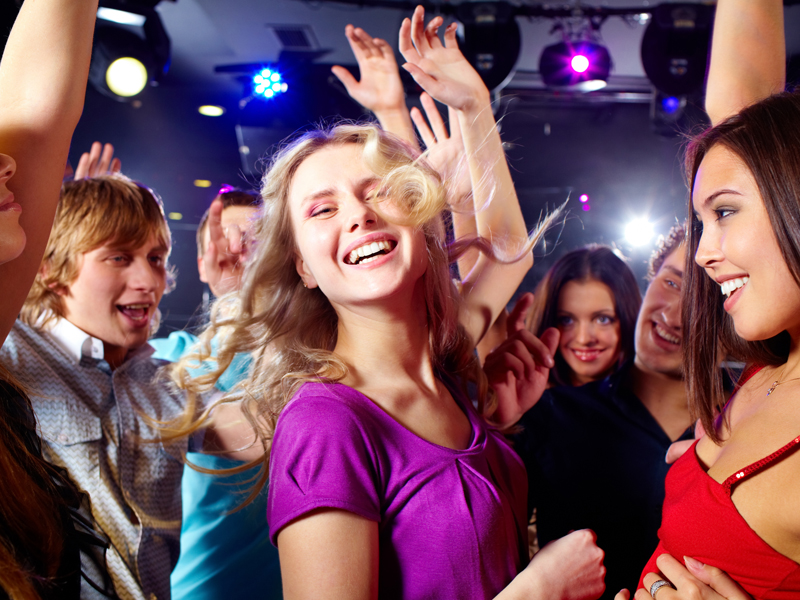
[766, 368, 800, 396]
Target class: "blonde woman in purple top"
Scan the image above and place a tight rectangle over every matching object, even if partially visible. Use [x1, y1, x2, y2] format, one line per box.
[171, 6, 605, 599]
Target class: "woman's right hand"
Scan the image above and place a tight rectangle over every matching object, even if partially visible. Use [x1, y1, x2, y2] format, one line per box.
[499, 529, 605, 600]
[631, 554, 752, 600]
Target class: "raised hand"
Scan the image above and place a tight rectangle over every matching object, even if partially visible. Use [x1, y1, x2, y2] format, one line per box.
[635, 554, 751, 600]
[484, 293, 559, 428]
[332, 25, 416, 146]
[665, 420, 706, 465]
[398, 6, 488, 113]
[74, 141, 121, 180]
[198, 198, 250, 297]
[411, 92, 471, 203]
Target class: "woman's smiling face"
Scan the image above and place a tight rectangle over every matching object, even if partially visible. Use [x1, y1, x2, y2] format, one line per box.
[693, 144, 800, 341]
[0, 153, 23, 265]
[288, 143, 428, 313]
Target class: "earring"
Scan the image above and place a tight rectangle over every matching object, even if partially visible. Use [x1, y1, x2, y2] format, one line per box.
[302, 280, 308, 288]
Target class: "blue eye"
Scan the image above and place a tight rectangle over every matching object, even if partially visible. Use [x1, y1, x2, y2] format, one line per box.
[595, 315, 615, 325]
[556, 315, 574, 327]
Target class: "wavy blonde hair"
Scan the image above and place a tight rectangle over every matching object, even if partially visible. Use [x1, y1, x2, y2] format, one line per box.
[167, 124, 550, 490]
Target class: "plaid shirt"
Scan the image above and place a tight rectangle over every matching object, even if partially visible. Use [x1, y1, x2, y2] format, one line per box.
[1, 319, 186, 600]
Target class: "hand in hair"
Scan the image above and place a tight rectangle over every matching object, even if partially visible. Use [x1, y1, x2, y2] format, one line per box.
[483, 293, 559, 429]
[399, 6, 489, 113]
[332, 25, 417, 146]
[631, 554, 751, 600]
[202, 198, 249, 297]
[73, 141, 121, 180]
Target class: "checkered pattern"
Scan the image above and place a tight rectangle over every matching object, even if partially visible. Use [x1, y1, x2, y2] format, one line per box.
[1, 320, 186, 600]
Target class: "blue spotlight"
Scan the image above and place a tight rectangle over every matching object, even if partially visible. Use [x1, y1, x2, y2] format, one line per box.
[253, 68, 287, 99]
[661, 96, 681, 114]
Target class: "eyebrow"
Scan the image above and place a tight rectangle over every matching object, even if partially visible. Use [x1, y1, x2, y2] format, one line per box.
[662, 265, 683, 279]
[300, 176, 381, 206]
[699, 188, 742, 207]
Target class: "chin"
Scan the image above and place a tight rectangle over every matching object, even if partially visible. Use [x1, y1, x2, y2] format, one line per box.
[0, 227, 26, 265]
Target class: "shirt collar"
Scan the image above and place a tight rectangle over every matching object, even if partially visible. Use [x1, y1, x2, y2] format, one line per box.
[46, 317, 106, 363]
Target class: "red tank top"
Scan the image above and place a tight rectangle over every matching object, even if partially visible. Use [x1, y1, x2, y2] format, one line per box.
[639, 369, 800, 599]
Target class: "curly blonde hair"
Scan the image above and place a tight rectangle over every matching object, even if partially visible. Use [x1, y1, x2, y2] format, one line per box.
[167, 124, 550, 490]
[20, 175, 175, 332]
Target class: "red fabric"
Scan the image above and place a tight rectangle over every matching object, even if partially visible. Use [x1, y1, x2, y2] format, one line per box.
[639, 438, 800, 599]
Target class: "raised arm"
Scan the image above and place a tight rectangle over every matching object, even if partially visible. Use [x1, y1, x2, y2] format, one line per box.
[705, 0, 784, 126]
[399, 6, 533, 346]
[332, 25, 418, 147]
[0, 0, 98, 342]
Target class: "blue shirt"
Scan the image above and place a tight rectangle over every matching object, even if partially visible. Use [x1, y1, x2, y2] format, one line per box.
[151, 330, 282, 600]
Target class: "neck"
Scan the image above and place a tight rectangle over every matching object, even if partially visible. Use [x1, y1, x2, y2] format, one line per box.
[631, 358, 691, 441]
[777, 332, 800, 380]
[333, 282, 437, 396]
[103, 344, 128, 370]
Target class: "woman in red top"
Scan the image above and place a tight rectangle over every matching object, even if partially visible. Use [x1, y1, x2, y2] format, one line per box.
[623, 1, 800, 599]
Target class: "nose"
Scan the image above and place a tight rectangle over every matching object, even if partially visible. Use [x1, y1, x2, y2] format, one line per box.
[662, 295, 681, 330]
[347, 198, 378, 233]
[575, 320, 597, 345]
[129, 256, 159, 292]
[0, 153, 17, 185]
[694, 224, 723, 269]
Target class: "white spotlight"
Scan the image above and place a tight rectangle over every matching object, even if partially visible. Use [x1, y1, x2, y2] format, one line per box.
[106, 57, 148, 97]
[625, 218, 654, 247]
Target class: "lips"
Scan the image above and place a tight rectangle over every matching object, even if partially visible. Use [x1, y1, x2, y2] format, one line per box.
[569, 348, 607, 362]
[654, 322, 680, 345]
[342, 234, 398, 265]
[0, 193, 20, 212]
[116, 303, 151, 325]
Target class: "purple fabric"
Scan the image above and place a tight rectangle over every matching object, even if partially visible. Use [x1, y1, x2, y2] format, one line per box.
[267, 381, 528, 599]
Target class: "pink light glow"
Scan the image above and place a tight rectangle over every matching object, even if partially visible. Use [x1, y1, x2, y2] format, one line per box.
[582, 203, 591, 211]
[571, 55, 590, 73]
[579, 194, 589, 203]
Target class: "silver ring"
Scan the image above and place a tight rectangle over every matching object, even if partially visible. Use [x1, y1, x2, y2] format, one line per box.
[650, 579, 675, 598]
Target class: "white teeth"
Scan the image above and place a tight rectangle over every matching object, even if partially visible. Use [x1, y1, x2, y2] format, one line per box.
[347, 240, 392, 264]
[654, 323, 680, 344]
[121, 303, 149, 309]
[720, 277, 749, 298]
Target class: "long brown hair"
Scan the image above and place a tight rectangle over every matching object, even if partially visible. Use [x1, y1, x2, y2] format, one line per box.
[527, 245, 641, 386]
[0, 367, 65, 599]
[684, 91, 800, 443]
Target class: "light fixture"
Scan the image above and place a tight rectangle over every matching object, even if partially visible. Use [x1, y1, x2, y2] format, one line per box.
[88, 3, 170, 101]
[456, 1, 521, 92]
[540, 40, 611, 92]
[641, 3, 712, 96]
[194, 180, 212, 188]
[168, 212, 183, 221]
[625, 218, 654, 247]
[198, 105, 225, 117]
[252, 68, 288, 99]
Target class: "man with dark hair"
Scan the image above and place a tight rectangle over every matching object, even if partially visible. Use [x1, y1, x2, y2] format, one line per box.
[485, 223, 692, 598]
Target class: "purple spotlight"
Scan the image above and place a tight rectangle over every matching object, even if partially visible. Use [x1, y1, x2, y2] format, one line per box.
[579, 194, 589, 203]
[571, 55, 590, 73]
[582, 203, 591, 212]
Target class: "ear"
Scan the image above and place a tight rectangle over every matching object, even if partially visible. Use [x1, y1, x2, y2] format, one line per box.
[197, 255, 208, 284]
[294, 254, 317, 289]
[39, 262, 68, 296]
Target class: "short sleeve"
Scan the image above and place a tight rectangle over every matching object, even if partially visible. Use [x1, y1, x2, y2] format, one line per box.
[267, 389, 382, 545]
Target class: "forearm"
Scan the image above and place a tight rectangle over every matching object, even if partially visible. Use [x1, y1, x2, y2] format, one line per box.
[0, 0, 98, 342]
[705, 0, 784, 125]
[374, 106, 418, 148]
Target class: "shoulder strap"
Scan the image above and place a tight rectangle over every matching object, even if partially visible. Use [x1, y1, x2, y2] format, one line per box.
[723, 435, 800, 495]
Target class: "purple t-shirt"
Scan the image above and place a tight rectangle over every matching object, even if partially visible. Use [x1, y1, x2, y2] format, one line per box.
[267, 380, 528, 599]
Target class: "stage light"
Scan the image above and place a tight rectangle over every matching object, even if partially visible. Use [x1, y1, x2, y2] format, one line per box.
[571, 55, 589, 74]
[540, 40, 611, 92]
[89, 6, 170, 101]
[106, 57, 148, 97]
[579, 194, 589, 203]
[198, 105, 225, 117]
[194, 180, 212, 188]
[625, 219, 654, 247]
[253, 68, 288, 99]
[661, 96, 681, 114]
[582, 203, 591, 212]
[168, 212, 183, 221]
[641, 3, 712, 96]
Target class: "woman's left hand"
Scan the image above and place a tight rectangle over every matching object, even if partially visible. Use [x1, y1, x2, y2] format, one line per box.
[632, 554, 752, 600]
[398, 5, 488, 113]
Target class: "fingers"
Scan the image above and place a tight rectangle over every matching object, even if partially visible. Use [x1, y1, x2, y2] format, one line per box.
[614, 590, 631, 600]
[398, 17, 421, 63]
[75, 151, 91, 180]
[331, 65, 359, 94]
[410, 106, 436, 148]
[98, 142, 116, 173]
[207, 199, 226, 248]
[507, 292, 534, 335]
[683, 556, 751, 600]
[443, 21, 459, 49]
[420, 92, 448, 141]
[539, 327, 561, 356]
[73, 141, 119, 179]
[665, 440, 694, 465]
